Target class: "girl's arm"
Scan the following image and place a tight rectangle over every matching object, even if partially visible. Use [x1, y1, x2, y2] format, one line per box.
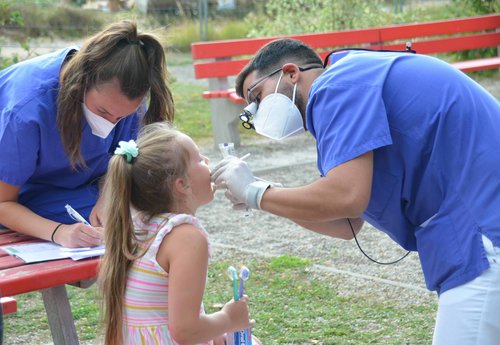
[159, 223, 252, 344]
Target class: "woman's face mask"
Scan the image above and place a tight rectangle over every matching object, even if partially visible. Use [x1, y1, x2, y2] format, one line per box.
[81, 101, 117, 139]
[251, 72, 305, 140]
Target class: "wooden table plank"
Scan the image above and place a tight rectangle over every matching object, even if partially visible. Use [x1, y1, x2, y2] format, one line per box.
[0, 258, 99, 296]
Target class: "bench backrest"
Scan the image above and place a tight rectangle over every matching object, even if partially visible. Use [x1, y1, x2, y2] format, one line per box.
[192, 13, 500, 81]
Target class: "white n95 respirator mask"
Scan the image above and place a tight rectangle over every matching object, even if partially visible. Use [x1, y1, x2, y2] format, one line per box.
[252, 73, 305, 140]
[82, 101, 117, 139]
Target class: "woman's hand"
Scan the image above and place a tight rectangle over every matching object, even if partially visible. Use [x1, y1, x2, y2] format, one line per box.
[89, 195, 105, 227]
[52, 223, 104, 248]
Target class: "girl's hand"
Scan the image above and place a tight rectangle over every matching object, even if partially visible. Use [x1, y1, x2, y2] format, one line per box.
[53, 223, 104, 248]
[221, 295, 254, 332]
[212, 334, 227, 345]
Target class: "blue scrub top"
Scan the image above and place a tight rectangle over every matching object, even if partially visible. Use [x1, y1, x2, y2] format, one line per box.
[0, 47, 143, 223]
[306, 50, 500, 294]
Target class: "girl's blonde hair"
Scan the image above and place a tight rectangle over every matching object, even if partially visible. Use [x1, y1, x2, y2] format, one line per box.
[98, 121, 189, 345]
[57, 20, 175, 169]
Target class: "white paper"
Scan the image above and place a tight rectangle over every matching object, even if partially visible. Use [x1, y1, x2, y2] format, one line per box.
[1, 242, 104, 263]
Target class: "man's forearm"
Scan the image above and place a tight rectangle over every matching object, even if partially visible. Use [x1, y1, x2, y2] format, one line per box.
[292, 217, 364, 240]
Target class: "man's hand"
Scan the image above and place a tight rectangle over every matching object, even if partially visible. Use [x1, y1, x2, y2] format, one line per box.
[212, 157, 272, 210]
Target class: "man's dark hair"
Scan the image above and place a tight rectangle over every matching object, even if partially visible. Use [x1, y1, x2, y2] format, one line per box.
[235, 38, 322, 97]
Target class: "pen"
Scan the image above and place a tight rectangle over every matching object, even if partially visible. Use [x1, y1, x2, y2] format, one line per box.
[65, 204, 90, 225]
[240, 153, 251, 161]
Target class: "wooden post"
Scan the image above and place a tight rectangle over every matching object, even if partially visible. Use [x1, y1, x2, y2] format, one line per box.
[41, 286, 80, 345]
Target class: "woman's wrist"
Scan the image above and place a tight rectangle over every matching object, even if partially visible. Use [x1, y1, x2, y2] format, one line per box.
[51, 223, 64, 244]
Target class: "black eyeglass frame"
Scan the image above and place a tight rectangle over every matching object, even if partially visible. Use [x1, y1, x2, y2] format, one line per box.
[246, 64, 324, 105]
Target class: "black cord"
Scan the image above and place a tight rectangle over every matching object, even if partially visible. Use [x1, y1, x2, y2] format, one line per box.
[347, 218, 411, 265]
[322, 43, 417, 68]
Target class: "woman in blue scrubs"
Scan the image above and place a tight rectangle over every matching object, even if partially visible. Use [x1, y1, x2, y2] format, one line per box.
[0, 20, 174, 248]
[212, 38, 500, 344]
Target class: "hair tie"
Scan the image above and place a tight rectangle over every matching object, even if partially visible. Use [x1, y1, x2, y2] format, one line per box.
[128, 38, 144, 46]
[114, 140, 139, 163]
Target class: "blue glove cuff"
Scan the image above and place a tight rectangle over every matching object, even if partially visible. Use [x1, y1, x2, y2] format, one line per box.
[245, 181, 271, 210]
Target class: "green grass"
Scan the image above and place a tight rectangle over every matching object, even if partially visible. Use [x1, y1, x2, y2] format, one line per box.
[4, 254, 436, 344]
[169, 80, 212, 141]
[168, 77, 257, 145]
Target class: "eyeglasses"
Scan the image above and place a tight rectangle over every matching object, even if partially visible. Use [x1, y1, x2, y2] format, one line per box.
[246, 64, 323, 105]
[246, 68, 282, 105]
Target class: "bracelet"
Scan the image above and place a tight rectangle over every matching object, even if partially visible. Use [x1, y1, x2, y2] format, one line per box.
[51, 223, 64, 244]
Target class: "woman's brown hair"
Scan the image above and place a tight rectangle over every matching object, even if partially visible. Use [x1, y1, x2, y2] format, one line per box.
[57, 20, 174, 169]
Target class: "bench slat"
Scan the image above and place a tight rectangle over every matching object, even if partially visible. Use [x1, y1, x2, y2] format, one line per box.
[191, 14, 500, 60]
[409, 32, 500, 55]
[194, 32, 500, 79]
[0, 258, 99, 296]
[452, 56, 500, 72]
[0, 232, 35, 246]
[1, 297, 17, 315]
[378, 14, 500, 41]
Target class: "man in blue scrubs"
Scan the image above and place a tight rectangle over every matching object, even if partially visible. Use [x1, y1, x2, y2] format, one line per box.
[212, 38, 500, 344]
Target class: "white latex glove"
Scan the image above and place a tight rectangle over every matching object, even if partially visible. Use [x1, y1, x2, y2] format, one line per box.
[211, 156, 271, 210]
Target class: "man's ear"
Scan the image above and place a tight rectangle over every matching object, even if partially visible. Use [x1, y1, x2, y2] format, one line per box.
[174, 177, 190, 196]
[282, 63, 300, 83]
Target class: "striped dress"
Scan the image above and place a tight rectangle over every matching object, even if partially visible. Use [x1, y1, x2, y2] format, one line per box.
[123, 213, 212, 345]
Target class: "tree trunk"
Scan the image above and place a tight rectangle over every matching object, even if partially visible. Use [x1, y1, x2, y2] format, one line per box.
[108, 0, 120, 12]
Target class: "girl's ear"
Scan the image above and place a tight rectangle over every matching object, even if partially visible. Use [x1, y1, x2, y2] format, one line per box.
[174, 177, 190, 196]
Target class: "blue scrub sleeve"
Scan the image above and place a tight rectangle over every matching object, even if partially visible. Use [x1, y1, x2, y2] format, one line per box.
[309, 83, 393, 176]
[0, 109, 39, 186]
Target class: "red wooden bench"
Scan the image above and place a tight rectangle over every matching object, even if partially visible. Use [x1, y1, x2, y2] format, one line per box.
[191, 13, 500, 147]
[0, 297, 16, 315]
[0, 228, 100, 344]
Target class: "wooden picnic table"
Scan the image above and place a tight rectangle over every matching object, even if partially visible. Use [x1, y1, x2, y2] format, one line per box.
[0, 228, 100, 344]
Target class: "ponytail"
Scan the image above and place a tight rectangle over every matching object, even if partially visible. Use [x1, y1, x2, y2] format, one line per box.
[138, 33, 175, 126]
[98, 155, 137, 345]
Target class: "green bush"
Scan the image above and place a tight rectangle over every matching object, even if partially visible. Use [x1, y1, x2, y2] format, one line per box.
[245, 0, 388, 37]
[7, 4, 107, 39]
[165, 19, 249, 52]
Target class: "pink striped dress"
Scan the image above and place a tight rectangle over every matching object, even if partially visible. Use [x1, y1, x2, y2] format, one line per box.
[123, 213, 212, 345]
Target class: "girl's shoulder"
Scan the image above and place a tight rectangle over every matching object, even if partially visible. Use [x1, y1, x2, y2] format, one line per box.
[137, 213, 210, 258]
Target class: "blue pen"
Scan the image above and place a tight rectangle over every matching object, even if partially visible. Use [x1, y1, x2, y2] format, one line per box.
[65, 204, 90, 225]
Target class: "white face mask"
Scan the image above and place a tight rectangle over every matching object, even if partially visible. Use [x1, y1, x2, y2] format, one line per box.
[81, 101, 117, 139]
[252, 73, 305, 140]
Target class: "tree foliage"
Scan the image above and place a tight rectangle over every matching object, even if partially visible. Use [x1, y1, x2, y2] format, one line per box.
[246, 0, 388, 37]
[0, 1, 28, 70]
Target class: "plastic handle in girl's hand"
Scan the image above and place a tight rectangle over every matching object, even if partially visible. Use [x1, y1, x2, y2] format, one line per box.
[239, 266, 250, 298]
[227, 266, 239, 301]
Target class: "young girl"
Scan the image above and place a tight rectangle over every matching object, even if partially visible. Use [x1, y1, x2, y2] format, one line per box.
[98, 122, 257, 345]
